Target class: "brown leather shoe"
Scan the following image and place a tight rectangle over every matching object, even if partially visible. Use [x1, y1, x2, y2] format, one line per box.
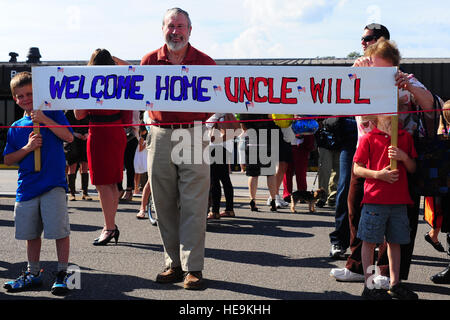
[183, 271, 204, 290]
[155, 266, 184, 283]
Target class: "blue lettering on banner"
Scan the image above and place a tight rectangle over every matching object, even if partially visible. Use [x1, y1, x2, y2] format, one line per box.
[129, 75, 144, 100]
[182, 76, 197, 100]
[49, 76, 67, 99]
[155, 75, 169, 100]
[197, 77, 211, 102]
[77, 76, 89, 99]
[90, 76, 105, 99]
[170, 76, 183, 101]
[155, 75, 211, 102]
[49, 75, 144, 101]
[65, 76, 79, 99]
[117, 75, 131, 99]
[104, 74, 117, 99]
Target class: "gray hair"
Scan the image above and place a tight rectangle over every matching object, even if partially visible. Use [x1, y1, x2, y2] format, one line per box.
[163, 7, 191, 28]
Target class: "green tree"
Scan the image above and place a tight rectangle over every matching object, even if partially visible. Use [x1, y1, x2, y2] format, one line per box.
[347, 51, 361, 59]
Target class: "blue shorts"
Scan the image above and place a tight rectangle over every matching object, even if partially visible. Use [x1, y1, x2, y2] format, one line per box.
[357, 204, 411, 245]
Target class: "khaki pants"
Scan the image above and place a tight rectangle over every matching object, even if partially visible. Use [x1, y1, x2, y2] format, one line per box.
[318, 147, 340, 203]
[147, 125, 210, 271]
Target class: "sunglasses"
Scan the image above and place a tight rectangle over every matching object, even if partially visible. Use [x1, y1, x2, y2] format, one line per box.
[361, 35, 378, 42]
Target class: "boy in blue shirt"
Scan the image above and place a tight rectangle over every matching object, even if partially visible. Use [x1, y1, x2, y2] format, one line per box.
[3, 72, 74, 295]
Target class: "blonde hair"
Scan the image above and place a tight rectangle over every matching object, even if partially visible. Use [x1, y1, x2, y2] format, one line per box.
[360, 115, 378, 123]
[364, 38, 401, 67]
[443, 100, 450, 126]
[10, 71, 32, 96]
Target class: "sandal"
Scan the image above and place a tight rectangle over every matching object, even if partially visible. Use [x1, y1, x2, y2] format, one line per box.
[136, 210, 147, 219]
[207, 211, 220, 220]
[220, 210, 235, 218]
[82, 193, 92, 201]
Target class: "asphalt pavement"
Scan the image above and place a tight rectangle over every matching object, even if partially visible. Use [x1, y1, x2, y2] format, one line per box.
[0, 168, 449, 306]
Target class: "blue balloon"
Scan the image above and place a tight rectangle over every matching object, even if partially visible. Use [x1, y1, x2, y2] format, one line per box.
[292, 118, 319, 135]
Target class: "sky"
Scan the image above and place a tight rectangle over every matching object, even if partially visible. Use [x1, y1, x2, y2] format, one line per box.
[1, 0, 450, 63]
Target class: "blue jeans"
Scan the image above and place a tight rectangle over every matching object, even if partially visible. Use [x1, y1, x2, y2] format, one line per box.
[329, 145, 355, 249]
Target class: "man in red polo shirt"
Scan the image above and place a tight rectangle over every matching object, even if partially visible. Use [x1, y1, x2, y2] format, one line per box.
[141, 7, 215, 290]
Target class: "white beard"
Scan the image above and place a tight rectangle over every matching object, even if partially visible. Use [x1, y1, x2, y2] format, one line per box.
[166, 35, 189, 52]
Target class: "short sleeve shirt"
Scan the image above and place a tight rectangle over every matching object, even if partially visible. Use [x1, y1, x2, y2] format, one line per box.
[140, 43, 215, 124]
[3, 111, 72, 201]
[353, 127, 417, 205]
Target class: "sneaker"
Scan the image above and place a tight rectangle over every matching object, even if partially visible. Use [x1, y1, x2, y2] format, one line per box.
[373, 275, 390, 290]
[51, 270, 70, 295]
[388, 282, 418, 300]
[3, 270, 43, 292]
[330, 268, 365, 282]
[330, 244, 346, 259]
[275, 195, 289, 208]
[266, 197, 272, 206]
[361, 286, 392, 300]
[327, 201, 336, 208]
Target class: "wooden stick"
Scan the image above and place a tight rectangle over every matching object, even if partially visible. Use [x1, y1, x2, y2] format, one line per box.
[390, 87, 399, 170]
[33, 123, 41, 172]
[390, 115, 398, 170]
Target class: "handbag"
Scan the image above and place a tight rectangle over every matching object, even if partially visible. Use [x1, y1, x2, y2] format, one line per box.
[314, 127, 342, 150]
[414, 95, 450, 196]
[291, 117, 319, 135]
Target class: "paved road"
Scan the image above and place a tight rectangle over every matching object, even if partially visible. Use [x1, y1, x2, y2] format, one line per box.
[0, 169, 449, 305]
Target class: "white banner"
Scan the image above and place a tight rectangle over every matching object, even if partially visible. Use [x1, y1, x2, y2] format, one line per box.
[32, 65, 398, 115]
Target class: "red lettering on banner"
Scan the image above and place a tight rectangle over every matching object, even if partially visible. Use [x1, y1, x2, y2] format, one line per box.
[327, 78, 333, 104]
[310, 77, 325, 103]
[336, 79, 351, 104]
[354, 78, 370, 104]
[224, 77, 238, 103]
[280, 77, 297, 104]
[254, 77, 268, 103]
[224, 76, 369, 106]
[224, 76, 296, 105]
[239, 77, 254, 102]
[267, 78, 281, 104]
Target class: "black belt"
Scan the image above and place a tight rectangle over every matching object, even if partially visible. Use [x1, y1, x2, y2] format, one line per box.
[155, 122, 196, 129]
[89, 113, 121, 123]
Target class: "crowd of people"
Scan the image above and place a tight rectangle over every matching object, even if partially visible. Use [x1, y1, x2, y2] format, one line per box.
[2, 7, 449, 299]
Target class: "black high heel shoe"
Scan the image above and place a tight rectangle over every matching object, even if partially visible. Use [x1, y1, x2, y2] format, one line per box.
[93, 226, 120, 246]
[270, 199, 277, 212]
[249, 199, 258, 212]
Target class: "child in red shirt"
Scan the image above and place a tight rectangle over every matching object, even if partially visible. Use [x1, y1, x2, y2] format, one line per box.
[354, 113, 418, 300]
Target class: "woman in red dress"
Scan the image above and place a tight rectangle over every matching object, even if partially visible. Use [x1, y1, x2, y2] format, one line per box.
[75, 49, 129, 245]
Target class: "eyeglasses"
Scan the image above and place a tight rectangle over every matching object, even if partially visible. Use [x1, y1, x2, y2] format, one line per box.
[361, 35, 378, 42]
